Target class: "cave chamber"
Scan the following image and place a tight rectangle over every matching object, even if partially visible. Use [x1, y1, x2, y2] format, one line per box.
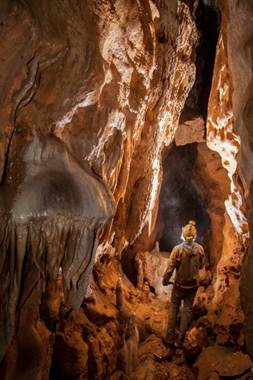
[0, 0, 253, 379]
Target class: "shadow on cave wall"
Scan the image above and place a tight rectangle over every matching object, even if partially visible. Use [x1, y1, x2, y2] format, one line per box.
[157, 142, 211, 252]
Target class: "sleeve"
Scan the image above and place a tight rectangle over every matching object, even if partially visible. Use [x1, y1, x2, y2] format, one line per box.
[162, 246, 179, 286]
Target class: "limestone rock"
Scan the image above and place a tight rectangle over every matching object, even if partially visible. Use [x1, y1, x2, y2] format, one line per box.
[195, 345, 253, 380]
[135, 247, 171, 301]
[53, 331, 88, 378]
[138, 334, 168, 360]
[184, 326, 209, 361]
[175, 116, 205, 146]
[224, 0, 253, 359]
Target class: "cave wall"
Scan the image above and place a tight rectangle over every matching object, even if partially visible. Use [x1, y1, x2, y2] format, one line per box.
[205, 0, 253, 356]
[0, 0, 199, 253]
[192, 142, 230, 267]
[221, 0, 253, 358]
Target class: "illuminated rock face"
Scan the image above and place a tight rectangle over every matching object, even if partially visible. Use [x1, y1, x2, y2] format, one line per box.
[223, 0, 253, 358]
[0, 0, 198, 247]
[206, 0, 253, 357]
[206, 19, 248, 239]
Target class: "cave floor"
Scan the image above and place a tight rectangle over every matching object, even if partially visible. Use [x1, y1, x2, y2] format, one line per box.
[48, 254, 253, 380]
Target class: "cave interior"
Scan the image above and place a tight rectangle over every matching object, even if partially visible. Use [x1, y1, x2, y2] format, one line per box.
[0, 0, 253, 379]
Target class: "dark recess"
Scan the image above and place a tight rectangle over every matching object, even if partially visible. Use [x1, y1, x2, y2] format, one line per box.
[157, 143, 211, 251]
[182, 0, 221, 122]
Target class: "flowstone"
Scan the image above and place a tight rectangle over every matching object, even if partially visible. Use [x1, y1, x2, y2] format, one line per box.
[0, 135, 115, 361]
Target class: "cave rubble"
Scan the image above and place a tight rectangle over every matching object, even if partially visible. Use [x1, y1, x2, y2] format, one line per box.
[195, 345, 253, 380]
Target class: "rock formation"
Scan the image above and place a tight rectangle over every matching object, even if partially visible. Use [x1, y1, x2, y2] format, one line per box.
[0, 0, 253, 379]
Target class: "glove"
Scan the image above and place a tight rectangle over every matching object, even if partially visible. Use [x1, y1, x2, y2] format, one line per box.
[163, 271, 172, 286]
[198, 269, 211, 288]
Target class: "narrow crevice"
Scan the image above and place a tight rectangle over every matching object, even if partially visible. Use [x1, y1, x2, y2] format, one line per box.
[181, 0, 220, 124]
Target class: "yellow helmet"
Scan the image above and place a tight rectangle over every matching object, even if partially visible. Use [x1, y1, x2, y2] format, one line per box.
[182, 220, 197, 241]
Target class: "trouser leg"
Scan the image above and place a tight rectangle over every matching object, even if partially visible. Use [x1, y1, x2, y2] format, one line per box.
[178, 288, 197, 343]
[166, 287, 181, 344]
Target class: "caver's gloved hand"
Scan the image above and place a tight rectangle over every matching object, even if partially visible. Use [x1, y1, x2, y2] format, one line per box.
[198, 268, 212, 288]
[163, 271, 173, 286]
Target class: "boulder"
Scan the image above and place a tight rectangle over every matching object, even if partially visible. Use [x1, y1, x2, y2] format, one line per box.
[195, 345, 253, 379]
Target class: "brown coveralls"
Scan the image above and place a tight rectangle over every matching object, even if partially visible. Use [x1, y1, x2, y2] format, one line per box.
[163, 241, 205, 345]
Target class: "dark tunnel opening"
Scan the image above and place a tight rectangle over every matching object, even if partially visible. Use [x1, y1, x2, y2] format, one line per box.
[157, 143, 211, 252]
[182, 0, 220, 123]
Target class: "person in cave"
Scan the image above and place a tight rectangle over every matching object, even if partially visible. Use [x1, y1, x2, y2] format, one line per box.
[162, 220, 207, 348]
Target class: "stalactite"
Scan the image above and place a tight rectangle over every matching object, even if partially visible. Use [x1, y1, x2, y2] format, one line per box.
[0, 219, 101, 361]
[0, 135, 115, 362]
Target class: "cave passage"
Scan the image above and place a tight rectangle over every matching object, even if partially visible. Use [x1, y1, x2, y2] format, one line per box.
[182, 0, 220, 122]
[157, 143, 210, 251]
[156, 0, 221, 252]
